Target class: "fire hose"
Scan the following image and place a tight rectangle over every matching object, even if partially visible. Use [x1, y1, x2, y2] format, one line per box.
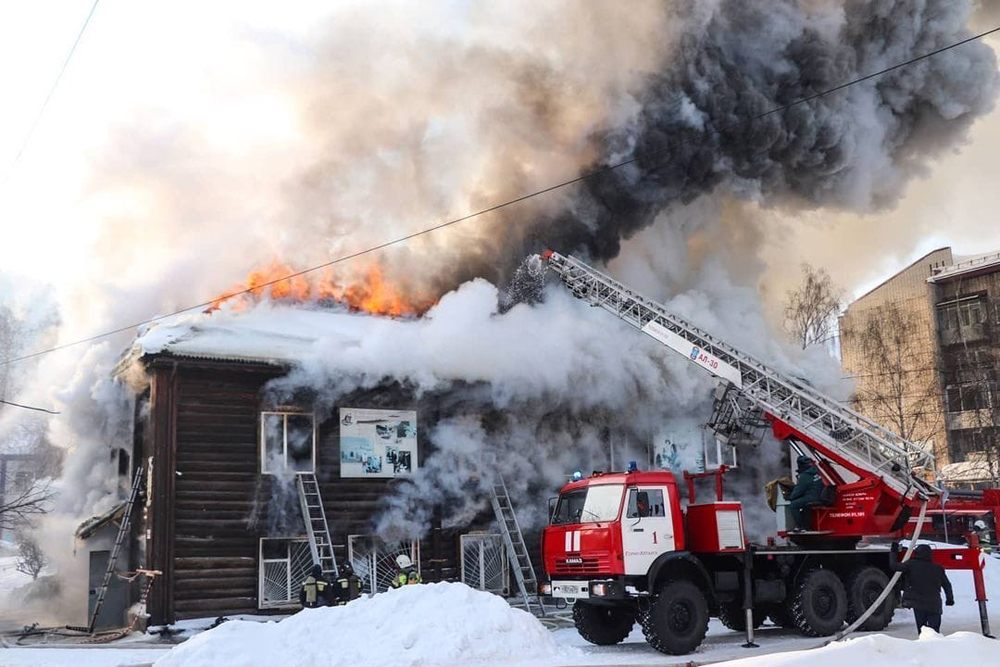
[826, 498, 929, 644]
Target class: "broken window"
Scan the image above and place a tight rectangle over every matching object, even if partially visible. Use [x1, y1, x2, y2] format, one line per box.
[261, 412, 316, 475]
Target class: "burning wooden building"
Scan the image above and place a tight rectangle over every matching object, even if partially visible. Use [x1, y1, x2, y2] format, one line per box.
[112, 306, 522, 626]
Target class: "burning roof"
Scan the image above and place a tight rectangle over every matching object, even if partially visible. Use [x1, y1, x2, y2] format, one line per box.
[131, 303, 382, 365]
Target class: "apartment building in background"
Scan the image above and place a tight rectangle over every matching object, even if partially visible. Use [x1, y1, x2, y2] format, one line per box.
[839, 247, 1000, 488]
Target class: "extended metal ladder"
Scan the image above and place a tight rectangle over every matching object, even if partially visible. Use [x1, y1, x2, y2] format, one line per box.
[297, 474, 338, 578]
[542, 251, 941, 498]
[86, 465, 144, 634]
[490, 473, 546, 616]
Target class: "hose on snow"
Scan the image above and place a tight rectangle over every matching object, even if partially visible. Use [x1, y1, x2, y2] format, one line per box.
[826, 498, 929, 644]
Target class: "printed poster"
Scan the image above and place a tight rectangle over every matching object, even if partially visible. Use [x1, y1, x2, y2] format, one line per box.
[652, 427, 705, 475]
[339, 408, 418, 478]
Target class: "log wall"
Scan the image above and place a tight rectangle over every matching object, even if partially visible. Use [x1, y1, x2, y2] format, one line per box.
[143, 356, 467, 624]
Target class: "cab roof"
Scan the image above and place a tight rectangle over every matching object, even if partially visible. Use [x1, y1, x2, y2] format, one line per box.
[560, 470, 677, 492]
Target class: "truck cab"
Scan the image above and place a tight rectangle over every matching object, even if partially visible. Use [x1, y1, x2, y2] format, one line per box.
[543, 471, 685, 600]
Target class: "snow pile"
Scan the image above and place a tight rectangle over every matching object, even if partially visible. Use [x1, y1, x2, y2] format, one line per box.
[716, 628, 996, 667]
[153, 582, 562, 667]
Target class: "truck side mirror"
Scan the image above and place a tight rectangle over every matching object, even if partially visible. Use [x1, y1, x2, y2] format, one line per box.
[636, 491, 651, 518]
[548, 496, 558, 521]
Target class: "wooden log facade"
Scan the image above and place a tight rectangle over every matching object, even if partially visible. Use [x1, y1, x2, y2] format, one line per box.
[137, 355, 468, 624]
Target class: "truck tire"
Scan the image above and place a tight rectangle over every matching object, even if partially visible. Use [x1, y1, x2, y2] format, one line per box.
[845, 566, 895, 631]
[641, 580, 709, 655]
[572, 601, 635, 646]
[717, 601, 765, 632]
[790, 568, 847, 637]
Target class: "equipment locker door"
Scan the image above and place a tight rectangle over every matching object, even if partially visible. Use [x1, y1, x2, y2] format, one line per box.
[621, 486, 675, 575]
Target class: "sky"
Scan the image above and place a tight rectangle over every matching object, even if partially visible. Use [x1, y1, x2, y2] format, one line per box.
[0, 1, 998, 331]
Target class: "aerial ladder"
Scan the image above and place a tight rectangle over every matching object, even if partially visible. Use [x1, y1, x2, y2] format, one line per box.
[540, 250, 941, 539]
[539, 251, 993, 643]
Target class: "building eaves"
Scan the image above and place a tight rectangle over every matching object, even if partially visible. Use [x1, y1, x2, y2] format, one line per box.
[846, 246, 951, 308]
[927, 250, 1000, 284]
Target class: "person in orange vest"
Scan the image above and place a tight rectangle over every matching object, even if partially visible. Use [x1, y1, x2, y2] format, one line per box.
[389, 554, 422, 588]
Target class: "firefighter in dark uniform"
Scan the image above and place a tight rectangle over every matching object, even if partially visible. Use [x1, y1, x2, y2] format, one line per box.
[390, 554, 422, 588]
[788, 455, 824, 532]
[299, 564, 329, 608]
[333, 560, 363, 605]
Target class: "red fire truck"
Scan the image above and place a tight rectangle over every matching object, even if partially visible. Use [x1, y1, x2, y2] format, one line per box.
[535, 251, 993, 655]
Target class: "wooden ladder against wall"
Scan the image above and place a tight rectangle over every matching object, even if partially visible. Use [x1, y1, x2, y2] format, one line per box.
[297, 473, 339, 578]
[490, 472, 546, 617]
[85, 465, 145, 634]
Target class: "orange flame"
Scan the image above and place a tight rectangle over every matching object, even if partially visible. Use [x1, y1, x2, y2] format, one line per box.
[210, 261, 434, 317]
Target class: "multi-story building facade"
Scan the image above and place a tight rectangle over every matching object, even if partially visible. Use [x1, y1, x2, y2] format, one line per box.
[839, 248, 1000, 488]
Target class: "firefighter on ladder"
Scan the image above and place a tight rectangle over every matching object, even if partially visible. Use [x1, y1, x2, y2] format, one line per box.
[299, 564, 329, 608]
[390, 554, 422, 588]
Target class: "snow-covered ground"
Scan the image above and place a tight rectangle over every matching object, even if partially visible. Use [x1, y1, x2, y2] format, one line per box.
[1, 547, 996, 667]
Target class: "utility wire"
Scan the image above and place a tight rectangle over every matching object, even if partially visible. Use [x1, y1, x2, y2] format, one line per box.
[0, 398, 60, 414]
[0, 0, 102, 191]
[2, 24, 998, 368]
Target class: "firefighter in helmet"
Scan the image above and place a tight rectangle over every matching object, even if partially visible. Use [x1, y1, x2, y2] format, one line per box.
[390, 554, 422, 588]
[299, 564, 329, 608]
[333, 560, 363, 604]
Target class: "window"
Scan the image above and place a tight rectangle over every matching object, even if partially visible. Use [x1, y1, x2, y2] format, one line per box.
[259, 538, 313, 608]
[550, 484, 624, 525]
[13, 471, 32, 493]
[261, 412, 316, 475]
[946, 384, 990, 412]
[949, 429, 999, 463]
[626, 488, 666, 518]
[937, 297, 987, 345]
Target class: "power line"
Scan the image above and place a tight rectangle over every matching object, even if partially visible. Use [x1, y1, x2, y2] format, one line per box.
[0, 398, 60, 415]
[3, 24, 998, 368]
[0, 0, 102, 191]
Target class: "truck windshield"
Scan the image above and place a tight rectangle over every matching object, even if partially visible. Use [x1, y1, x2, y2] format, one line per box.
[551, 484, 624, 525]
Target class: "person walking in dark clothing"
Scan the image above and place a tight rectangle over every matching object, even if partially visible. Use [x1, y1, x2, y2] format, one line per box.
[788, 455, 824, 532]
[299, 564, 329, 609]
[889, 543, 955, 634]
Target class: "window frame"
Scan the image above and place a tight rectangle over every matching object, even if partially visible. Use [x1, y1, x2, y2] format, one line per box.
[625, 487, 667, 519]
[260, 411, 317, 475]
[258, 537, 311, 609]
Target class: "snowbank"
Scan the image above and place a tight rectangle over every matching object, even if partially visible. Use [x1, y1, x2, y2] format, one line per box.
[714, 628, 996, 667]
[153, 582, 562, 667]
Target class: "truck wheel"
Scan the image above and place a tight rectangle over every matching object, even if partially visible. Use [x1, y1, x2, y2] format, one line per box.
[641, 580, 709, 655]
[717, 601, 765, 632]
[845, 567, 895, 631]
[572, 601, 635, 646]
[790, 568, 847, 637]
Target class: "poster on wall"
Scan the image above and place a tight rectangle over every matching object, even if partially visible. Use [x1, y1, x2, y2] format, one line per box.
[339, 408, 418, 478]
[651, 427, 705, 475]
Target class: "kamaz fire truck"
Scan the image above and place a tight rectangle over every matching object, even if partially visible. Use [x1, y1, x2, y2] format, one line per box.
[535, 251, 994, 655]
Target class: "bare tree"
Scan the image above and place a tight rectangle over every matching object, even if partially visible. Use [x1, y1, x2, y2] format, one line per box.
[784, 264, 843, 349]
[15, 532, 46, 580]
[0, 479, 53, 534]
[842, 302, 942, 449]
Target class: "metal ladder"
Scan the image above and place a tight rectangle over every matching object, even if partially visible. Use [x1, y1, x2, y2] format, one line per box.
[542, 251, 941, 498]
[297, 474, 338, 578]
[490, 473, 546, 616]
[86, 465, 144, 634]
